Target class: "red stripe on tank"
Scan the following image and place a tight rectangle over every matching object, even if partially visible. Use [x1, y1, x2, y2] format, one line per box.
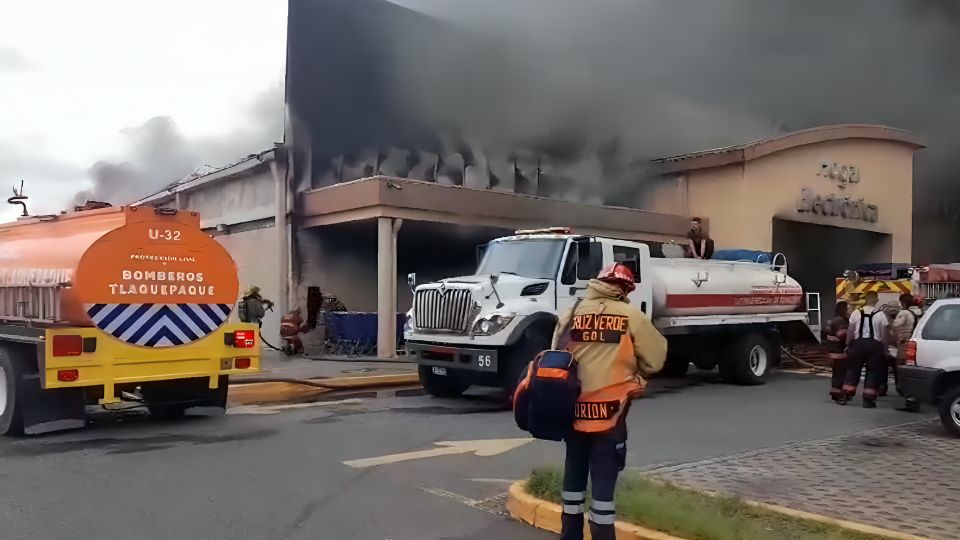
[666, 293, 803, 308]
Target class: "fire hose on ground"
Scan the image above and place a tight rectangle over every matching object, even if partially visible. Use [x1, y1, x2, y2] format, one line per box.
[779, 346, 831, 373]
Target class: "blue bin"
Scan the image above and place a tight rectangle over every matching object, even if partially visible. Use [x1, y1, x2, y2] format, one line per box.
[322, 311, 408, 353]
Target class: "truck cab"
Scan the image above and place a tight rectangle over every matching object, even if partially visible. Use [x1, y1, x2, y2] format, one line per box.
[404, 228, 652, 397]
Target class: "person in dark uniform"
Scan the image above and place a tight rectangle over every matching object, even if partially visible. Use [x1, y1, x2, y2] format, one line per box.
[843, 291, 889, 408]
[685, 217, 714, 260]
[825, 301, 850, 404]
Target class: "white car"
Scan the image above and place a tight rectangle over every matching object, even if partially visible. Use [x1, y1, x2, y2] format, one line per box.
[899, 298, 960, 436]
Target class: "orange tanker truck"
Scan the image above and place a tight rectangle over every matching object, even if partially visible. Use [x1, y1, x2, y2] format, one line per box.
[0, 204, 260, 435]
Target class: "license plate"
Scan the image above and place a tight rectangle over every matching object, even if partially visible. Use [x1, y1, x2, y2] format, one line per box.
[432, 366, 448, 376]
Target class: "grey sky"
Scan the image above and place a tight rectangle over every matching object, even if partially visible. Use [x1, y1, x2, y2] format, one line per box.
[0, 0, 286, 221]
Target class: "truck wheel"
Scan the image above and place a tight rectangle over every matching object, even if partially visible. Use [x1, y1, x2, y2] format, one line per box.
[0, 347, 26, 436]
[937, 384, 960, 437]
[503, 328, 551, 398]
[720, 334, 771, 386]
[658, 352, 690, 378]
[418, 366, 470, 398]
[143, 376, 228, 419]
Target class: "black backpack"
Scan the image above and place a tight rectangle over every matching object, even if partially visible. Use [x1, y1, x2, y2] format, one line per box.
[513, 300, 583, 442]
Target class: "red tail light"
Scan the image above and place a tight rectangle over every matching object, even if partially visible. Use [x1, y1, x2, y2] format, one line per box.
[53, 335, 83, 356]
[234, 358, 252, 370]
[57, 369, 79, 382]
[233, 330, 256, 348]
[905, 340, 917, 365]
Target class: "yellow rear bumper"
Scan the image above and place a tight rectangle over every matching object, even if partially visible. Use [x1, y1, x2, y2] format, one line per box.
[42, 323, 262, 404]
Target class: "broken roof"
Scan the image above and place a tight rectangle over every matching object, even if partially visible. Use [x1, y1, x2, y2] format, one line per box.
[651, 124, 925, 173]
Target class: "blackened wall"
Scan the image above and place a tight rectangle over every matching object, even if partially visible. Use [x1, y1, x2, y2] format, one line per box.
[286, 0, 450, 188]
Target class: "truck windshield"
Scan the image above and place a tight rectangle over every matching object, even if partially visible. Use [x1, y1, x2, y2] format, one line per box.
[476, 239, 564, 279]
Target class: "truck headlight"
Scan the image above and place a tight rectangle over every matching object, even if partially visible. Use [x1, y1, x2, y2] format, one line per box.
[472, 312, 516, 335]
[404, 310, 415, 333]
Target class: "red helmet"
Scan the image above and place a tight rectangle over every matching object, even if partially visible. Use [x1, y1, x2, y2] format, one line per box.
[597, 263, 636, 294]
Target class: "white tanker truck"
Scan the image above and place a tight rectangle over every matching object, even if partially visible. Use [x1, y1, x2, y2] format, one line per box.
[404, 228, 822, 397]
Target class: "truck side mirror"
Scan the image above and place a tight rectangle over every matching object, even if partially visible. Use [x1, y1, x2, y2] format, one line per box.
[407, 272, 417, 292]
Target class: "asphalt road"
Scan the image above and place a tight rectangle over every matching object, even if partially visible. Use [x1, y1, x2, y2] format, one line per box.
[0, 370, 932, 540]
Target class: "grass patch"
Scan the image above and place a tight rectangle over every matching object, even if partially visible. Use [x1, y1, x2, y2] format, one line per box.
[526, 468, 890, 540]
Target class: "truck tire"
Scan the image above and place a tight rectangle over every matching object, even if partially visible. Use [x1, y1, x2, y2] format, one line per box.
[0, 346, 26, 436]
[937, 384, 960, 437]
[719, 334, 771, 386]
[143, 376, 228, 419]
[503, 327, 552, 398]
[418, 366, 470, 398]
[658, 351, 690, 378]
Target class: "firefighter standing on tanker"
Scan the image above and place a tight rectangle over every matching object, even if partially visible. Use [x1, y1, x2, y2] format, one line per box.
[551, 263, 666, 540]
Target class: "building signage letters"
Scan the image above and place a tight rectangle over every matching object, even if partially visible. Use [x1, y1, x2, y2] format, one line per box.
[818, 161, 860, 187]
[797, 160, 877, 223]
[797, 187, 878, 223]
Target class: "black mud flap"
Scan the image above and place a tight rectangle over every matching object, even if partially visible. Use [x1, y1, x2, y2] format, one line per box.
[21, 374, 86, 435]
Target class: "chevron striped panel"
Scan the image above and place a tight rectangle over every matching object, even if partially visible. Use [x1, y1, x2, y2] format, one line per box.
[85, 303, 233, 347]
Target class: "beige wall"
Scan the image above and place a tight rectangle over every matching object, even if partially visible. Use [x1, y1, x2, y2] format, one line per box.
[184, 167, 276, 229]
[216, 225, 282, 340]
[648, 139, 916, 261]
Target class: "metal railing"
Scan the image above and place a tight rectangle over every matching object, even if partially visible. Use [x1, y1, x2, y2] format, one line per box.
[916, 282, 960, 304]
[0, 284, 64, 323]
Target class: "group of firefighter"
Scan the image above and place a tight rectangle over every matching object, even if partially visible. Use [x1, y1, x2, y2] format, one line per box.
[824, 292, 922, 409]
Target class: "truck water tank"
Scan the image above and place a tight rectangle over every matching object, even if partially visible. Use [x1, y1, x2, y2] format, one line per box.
[648, 258, 803, 317]
[0, 206, 239, 347]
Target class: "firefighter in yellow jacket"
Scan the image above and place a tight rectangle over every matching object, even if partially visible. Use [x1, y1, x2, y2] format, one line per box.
[552, 263, 667, 540]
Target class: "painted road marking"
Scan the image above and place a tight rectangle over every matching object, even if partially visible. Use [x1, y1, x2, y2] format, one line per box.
[343, 438, 534, 469]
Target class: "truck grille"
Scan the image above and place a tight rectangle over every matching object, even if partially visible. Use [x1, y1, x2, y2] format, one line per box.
[414, 288, 476, 333]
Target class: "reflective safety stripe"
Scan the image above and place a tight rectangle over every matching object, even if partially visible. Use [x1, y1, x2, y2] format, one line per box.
[562, 504, 584, 514]
[562, 491, 586, 501]
[589, 512, 616, 525]
[591, 500, 616, 512]
[536, 367, 569, 379]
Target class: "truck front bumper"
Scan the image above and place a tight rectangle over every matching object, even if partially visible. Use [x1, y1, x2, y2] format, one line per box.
[897, 365, 944, 405]
[407, 341, 499, 374]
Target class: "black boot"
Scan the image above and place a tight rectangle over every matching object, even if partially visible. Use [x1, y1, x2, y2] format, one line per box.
[896, 398, 920, 413]
[559, 513, 584, 540]
[862, 399, 877, 409]
[588, 520, 617, 540]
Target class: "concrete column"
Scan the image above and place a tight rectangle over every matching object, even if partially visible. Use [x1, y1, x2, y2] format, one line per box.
[377, 217, 396, 358]
[271, 159, 289, 318]
[391, 219, 403, 341]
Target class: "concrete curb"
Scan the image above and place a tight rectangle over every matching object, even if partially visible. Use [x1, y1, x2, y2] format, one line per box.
[506, 481, 931, 540]
[227, 373, 421, 406]
[506, 482, 684, 540]
[744, 500, 932, 540]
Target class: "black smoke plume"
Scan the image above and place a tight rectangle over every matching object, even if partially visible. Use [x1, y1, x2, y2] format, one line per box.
[287, 0, 959, 260]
